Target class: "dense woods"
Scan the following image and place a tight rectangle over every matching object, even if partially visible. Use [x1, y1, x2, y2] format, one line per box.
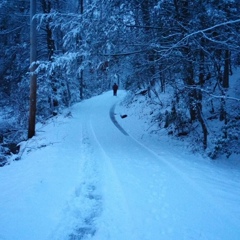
[0, 0, 240, 161]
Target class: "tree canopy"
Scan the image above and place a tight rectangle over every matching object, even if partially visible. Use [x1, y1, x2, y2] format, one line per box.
[0, 0, 240, 159]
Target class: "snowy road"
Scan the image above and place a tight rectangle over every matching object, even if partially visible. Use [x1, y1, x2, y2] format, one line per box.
[78, 91, 240, 240]
[0, 91, 240, 240]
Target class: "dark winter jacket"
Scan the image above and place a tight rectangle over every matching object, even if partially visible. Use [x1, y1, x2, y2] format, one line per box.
[112, 83, 118, 91]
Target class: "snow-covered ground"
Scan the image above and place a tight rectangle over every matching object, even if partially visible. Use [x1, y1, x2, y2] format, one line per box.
[0, 90, 240, 240]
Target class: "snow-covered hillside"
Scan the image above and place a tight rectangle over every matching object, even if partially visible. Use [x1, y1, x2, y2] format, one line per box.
[0, 91, 240, 240]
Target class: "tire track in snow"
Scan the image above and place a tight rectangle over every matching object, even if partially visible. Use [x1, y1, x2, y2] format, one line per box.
[109, 104, 129, 136]
[88, 117, 139, 240]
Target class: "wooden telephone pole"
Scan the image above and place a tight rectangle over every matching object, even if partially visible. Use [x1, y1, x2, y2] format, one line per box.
[28, 0, 37, 138]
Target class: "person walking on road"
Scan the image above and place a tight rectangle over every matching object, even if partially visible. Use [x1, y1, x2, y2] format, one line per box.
[112, 83, 118, 96]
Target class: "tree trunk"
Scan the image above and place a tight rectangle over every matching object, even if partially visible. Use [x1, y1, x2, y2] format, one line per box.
[223, 50, 230, 88]
[80, 69, 83, 100]
[159, 65, 165, 93]
[46, 24, 55, 61]
[186, 64, 197, 121]
[28, 0, 37, 139]
[197, 105, 208, 149]
[79, 0, 84, 99]
[189, 92, 197, 121]
[79, 0, 83, 13]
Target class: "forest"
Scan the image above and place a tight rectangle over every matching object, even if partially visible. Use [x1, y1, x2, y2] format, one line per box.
[0, 0, 240, 163]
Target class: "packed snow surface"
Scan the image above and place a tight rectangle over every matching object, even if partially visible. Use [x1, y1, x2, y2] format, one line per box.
[0, 90, 240, 240]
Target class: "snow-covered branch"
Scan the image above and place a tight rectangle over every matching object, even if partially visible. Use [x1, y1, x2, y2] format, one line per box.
[185, 86, 240, 102]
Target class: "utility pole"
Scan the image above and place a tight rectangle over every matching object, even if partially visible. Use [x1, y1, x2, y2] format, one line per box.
[28, 0, 37, 138]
